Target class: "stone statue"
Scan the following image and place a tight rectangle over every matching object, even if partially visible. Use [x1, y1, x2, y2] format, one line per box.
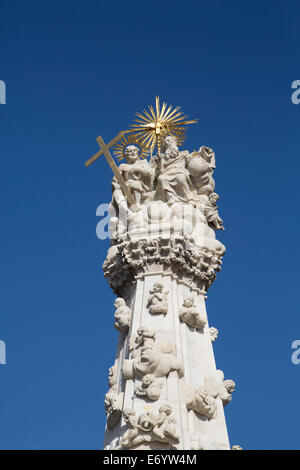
[209, 327, 219, 342]
[113, 297, 131, 332]
[105, 360, 123, 429]
[215, 370, 236, 406]
[104, 387, 123, 430]
[108, 361, 118, 388]
[182, 380, 218, 419]
[129, 327, 177, 358]
[134, 374, 163, 401]
[154, 135, 197, 205]
[147, 282, 169, 315]
[98, 98, 234, 449]
[187, 145, 216, 196]
[114, 145, 153, 206]
[179, 295, 206, 330]
[151, 404, 180, 444]
[109, 144, 154, 236]
[204, 192, 224, 231]
[117, 404, 180, 449]
[123, 327, 184, 380]
[182, 370, 235, 419]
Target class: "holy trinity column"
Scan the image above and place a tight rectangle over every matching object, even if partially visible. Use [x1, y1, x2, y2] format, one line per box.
[87, 98, 236, 450]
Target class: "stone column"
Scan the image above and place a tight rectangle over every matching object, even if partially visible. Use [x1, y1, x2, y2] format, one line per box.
[102, 230, 235, 450]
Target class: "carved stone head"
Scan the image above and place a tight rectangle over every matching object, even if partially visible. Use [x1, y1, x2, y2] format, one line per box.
[224, 379, 235, 394]
[159, 403, 173, 415]
[183, 296, 195, 308]
[209, 192, 219, 205]
[142, 374, 155, 387]
[114, 297, 125, 308]
[164, 135, 179, 159]
[151, 282, 163, 293]
[123, 408, 135, 423]
[125, 145, 140, 164]
[165, 135, 177, 147]
[138, 412, 155, 432]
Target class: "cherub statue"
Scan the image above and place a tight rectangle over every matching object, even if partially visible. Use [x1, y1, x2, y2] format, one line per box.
[134, 374, 163, 401]
[204, 192, 224, 231]
[187, 387, 218, 419]
[129, 327, 156, 358]
[147, 282, 169, 315]
[117, 409, 142, 449]
[117, 404, 180, 449]
[182, 370, 235, 419]
[152, 404, 180, 444]
[108, 362, 118, 388]
[113, 297, 131, 332]
[123, 327, 184, 380]
[179, 295, 206, 330]
[209, 327, 219, 342]
[219, 378, 236, 406]
[104, 388, 123, 430]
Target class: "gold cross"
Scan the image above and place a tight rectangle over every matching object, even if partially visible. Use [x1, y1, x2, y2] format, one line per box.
[84, 132, 136, 208]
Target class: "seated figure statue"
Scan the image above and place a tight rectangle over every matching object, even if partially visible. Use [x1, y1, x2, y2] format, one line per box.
[109, 144, 154, 236]
[154, 135, 197, 205]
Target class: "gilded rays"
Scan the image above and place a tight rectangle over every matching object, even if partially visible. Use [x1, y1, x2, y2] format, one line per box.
[113, 96, 197, 160]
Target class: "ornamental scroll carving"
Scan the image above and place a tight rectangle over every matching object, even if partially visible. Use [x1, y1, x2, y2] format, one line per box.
[103, 235, 225, 297]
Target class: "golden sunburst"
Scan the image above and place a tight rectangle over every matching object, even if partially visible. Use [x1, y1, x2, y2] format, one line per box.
[129, 96, 198, 154]
[113, 132, 150, 161]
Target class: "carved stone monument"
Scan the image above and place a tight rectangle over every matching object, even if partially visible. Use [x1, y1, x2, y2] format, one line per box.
[86, 98, 236, 450]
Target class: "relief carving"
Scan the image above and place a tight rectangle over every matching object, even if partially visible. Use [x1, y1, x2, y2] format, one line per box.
[113, 297, 131, 332]
[179, 295, 206, 330]
[147, 282, 169, 315]
[209, 327, 219, 342]
[117, 403, 180, 449]
[182, 370, 235, 419]
[123, 327, 184, 380]
[134, 374, 163, 401]
[104, 387, 124, 430]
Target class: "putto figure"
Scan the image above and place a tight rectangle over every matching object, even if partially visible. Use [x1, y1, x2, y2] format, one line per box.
[147, 282, 169, 315]
[123, 327, 184, 380]
[117, 403, 180, 449]
[179, 295, 207, 330]
[113, 297, 131, 333]
[209, 327, 219, 342]
[134, 374, 163, 401]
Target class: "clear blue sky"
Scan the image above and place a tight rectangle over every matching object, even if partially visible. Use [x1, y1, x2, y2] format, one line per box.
[0, 0, 299, 450]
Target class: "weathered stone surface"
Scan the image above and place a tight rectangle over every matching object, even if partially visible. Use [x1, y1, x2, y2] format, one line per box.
[103, 136, 234, 450]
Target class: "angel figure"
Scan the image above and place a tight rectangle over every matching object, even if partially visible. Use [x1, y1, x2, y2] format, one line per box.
[147, 282, 169, 315]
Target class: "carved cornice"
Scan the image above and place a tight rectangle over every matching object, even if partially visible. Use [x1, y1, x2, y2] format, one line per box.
[102, 235, 225, 295]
